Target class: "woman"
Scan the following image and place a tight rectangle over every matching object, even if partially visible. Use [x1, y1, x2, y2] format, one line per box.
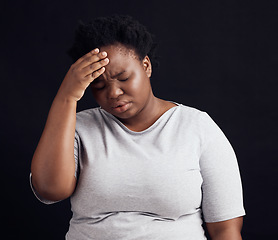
[30, 15, 245, 239]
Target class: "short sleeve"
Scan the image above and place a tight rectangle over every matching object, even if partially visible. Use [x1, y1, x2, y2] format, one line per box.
[29, 173, 59, 204]
[199, 112, 246, 222]
[74, 131, 80, 178]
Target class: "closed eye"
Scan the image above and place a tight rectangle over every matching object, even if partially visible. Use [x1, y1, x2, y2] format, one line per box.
[119, 78, 128, 82]
[95, 85, 105, 90]
[91, 79, 105, 90]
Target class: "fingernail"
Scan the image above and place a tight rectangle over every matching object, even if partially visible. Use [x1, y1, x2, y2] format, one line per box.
[94, 48, 99, 53]
[101, 52, 107, 56]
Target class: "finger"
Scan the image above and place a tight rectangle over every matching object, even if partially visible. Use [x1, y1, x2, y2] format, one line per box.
[82, 57, 109, 76]
[79, 51, 108, 69]
[74, 48, 99, 65]
[85, 67, 106, 82]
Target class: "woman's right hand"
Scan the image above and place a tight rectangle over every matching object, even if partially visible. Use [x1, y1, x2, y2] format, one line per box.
[58, 48, 109, 102]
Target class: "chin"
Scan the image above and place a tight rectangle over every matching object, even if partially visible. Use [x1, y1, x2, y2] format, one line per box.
[112, 110, 135, 120]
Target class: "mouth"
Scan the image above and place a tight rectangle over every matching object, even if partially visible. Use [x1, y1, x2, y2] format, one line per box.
[111, 102, 132, 113]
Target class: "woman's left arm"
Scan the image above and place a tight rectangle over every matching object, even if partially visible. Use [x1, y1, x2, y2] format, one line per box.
[206, 217, 243, 240]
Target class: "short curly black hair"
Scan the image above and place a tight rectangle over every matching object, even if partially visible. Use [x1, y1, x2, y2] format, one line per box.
[67, 15, 159, 68]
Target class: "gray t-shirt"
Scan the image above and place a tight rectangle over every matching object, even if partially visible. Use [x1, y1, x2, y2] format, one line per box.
[31, 103, 245, 239]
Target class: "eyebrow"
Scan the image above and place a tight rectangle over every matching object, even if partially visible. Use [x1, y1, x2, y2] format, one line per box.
[111, 70, 126, 79]
[94, 70, 127, 83]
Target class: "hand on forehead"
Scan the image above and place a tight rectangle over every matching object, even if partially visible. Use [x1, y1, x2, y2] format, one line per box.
[98, 44, 142, 78]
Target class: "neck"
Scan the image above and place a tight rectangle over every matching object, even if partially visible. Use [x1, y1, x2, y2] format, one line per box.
[119, 93, 164, 132]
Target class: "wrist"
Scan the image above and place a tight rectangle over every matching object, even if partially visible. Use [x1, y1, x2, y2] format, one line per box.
[55, 87, 79, 104]
[54, 91, 78, 108]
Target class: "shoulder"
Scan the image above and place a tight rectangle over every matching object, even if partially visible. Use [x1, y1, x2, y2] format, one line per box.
[175, 103, 209, 124]
[174, 103, 222, 140]
[168, 103, 215, 138]
[177, 103, 216, 125]
[177, 103, 204, 116]
[75, 107, 104, 131]
[179, 105, 229, 151]
[76, 107, 101, 119]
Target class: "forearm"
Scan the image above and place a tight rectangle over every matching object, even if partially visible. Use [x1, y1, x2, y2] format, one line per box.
[31, 91, 77, 200]
[210, 229, 242, 240]
[206, 217, 243, 240]
[31, 49, 109, 201]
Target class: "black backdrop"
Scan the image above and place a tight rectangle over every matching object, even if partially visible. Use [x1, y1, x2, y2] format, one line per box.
[2, 0, 278, 239]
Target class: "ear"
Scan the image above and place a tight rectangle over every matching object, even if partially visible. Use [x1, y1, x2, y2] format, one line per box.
[142, 56, 152, 78]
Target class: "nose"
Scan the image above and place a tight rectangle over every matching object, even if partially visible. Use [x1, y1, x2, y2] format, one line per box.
[106, 83, 124, 99]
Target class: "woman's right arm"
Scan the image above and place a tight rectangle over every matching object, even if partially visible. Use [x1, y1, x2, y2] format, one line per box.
[31, 48, 109, 201]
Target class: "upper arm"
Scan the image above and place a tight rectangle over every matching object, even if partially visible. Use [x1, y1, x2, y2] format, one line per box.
[30, 133, 79, 204]
[206, 217, 243, 240]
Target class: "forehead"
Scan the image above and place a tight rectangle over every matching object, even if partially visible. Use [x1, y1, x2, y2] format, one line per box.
[100, 44, 141, 76]
[100, 43, 138, 59]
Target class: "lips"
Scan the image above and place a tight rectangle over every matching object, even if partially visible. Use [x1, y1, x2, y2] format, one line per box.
[111, 101, 132, 113]
[112, 101, 131, 109]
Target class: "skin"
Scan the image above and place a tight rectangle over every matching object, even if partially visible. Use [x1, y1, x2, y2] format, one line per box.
[31, 48, 109, 201]
[31, 44, 174, 200]
[90, 44, 175, 131]
[206, 217, 243, 240]
[31, 43, 243, 239]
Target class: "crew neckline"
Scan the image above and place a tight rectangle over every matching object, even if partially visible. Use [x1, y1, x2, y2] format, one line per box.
[100, 102, 180, 135]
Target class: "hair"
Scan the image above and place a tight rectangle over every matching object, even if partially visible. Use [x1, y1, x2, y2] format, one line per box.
[67, 15, 159, 68]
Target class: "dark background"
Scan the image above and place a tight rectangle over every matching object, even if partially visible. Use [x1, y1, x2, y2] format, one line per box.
[2, 0, 278, 239]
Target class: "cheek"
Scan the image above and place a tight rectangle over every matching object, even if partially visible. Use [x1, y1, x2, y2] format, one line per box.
[126, 72, 150, 95]
[91, 88, 105, 105]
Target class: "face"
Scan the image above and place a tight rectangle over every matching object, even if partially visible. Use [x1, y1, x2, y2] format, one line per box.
[90, 44, 153, 121]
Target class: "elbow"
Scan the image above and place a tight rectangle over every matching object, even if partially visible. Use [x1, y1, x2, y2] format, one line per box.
[31, 173, 76, 202]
